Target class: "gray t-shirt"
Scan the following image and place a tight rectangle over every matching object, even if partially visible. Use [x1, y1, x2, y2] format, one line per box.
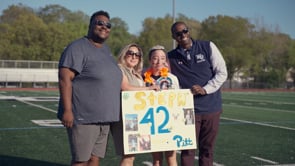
[58, 37, 123, 124]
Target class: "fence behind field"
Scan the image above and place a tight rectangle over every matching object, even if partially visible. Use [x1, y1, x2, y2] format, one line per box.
[0, 60, 58, 88]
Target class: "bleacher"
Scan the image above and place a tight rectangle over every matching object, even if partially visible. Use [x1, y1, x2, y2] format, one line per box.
[0, 60, 58, 88]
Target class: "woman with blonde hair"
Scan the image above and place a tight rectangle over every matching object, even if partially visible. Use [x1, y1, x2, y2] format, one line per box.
[117, 43, 144, 87]
[112, 43, 158, 166]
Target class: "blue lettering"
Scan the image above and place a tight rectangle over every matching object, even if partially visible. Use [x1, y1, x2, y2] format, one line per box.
[173, 135, 194, 148]
[173, 135, 182, 147]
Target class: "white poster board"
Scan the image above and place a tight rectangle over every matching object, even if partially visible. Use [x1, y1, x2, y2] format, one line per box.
[121, 89, 197, 154]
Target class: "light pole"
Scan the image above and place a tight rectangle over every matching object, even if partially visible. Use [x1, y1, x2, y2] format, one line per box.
[172, 0, 176, 49]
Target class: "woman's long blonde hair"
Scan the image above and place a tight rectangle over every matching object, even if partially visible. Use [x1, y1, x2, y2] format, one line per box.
[117, 43, 143, 74]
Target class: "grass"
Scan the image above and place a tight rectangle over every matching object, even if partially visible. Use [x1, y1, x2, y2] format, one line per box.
[0, 89, 295, 166]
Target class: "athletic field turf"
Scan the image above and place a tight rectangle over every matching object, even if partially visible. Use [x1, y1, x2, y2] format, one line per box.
[0, 89, 294, 166]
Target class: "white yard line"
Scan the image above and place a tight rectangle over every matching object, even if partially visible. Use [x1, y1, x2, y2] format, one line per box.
[263, 164, 295, 166]
[223, 103, 295, 114]
[253, 156, 295, 166]
[251, 156, 278, 164]
[222, 97, 295, 105]
[31, 119, 62, 127]
[1, 95, 58, 114]
[16, 97, 57, 113]
[221, 117, 295, 131]
[142, 161, 153, 166]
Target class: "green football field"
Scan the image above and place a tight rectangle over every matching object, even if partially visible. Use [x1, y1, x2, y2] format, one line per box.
[0, 89, 294, 166]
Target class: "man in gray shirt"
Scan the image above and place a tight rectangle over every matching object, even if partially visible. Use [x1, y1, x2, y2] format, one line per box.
[58, 10, 122, 166]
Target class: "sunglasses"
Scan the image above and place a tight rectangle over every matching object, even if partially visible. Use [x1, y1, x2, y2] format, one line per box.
[94, 20, 112, 29]
[127, 50, 141, 58]
[174, 28, 189, 37]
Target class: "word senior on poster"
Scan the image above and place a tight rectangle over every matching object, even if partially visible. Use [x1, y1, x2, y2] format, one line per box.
[121, 89, 196, 154]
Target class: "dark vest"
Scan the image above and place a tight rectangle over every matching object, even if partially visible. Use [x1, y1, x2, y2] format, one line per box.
[168, 40, 222, 114]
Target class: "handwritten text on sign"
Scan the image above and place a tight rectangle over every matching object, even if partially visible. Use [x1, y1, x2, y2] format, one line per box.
[121, 89, 196, 154]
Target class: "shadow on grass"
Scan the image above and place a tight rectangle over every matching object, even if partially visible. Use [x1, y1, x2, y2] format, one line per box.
[0, 155, 67, 166]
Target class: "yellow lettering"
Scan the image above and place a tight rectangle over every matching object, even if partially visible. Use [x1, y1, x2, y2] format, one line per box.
[134, 92, 146, 110]
[177, 93, 187, 106]
[133, 90, 189, 110]
[147, 92, 156, 106]
[158, 92, 166, 105]
[168, 92, 176, 108]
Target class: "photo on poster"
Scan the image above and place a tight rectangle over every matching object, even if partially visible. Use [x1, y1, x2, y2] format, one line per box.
[139, 134, 151, 151]
[183, 108, 194, 125]
[128, 134, 138, 152]
[125, 114, 138, 131]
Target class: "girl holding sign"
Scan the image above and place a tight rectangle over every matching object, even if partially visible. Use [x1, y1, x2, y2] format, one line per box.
[144, 45, 180, 166]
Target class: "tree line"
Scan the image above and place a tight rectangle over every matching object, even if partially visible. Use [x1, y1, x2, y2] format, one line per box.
[0, 4, 294, 88]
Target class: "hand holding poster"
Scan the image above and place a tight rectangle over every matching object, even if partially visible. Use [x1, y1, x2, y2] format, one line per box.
[121, 89, 196, 154]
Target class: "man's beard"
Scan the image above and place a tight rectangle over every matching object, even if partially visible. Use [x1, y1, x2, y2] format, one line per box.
[92, 35, 108, 44]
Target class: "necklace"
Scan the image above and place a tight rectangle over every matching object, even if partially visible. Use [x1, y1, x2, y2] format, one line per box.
[144, 67, 169, 84]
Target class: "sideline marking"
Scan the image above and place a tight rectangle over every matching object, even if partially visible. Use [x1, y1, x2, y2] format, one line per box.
[221, 117, 295, 131]
[31, 119, 62, 127]
[0, 126, 62, 131]
[142, 161, 152, 166]
[251, 156, 278, 164]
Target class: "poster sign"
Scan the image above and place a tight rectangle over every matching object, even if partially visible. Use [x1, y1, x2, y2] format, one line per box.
[121, 89, 196, 154]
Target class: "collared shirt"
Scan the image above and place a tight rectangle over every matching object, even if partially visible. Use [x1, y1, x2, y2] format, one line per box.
[203, 42, 228, 94]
